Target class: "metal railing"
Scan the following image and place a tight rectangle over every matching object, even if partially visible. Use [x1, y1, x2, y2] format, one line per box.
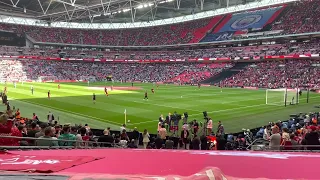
[0, 135, 128, 150]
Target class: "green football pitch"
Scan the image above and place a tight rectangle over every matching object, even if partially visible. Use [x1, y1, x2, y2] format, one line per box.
[2, 82, 320, 134]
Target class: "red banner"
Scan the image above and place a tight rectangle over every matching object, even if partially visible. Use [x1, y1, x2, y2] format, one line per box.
[0, 152, 102, 173]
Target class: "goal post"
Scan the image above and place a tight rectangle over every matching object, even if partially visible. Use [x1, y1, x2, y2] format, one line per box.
[266, 88, 299, 106]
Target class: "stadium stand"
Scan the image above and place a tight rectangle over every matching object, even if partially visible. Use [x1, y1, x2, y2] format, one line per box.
[221, 60, 320, 89]
[0, 2, 319, 46]
[0, 42, 314, 60]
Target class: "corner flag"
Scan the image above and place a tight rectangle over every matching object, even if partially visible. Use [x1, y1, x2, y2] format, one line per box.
[124, 109, 127, 125]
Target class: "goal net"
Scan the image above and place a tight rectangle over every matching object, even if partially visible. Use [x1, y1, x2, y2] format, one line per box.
[38, 76, 57, 82]
[266, 88, 299, 106]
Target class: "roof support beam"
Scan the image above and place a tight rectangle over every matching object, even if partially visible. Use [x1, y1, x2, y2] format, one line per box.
[9, 0, 20, 7]
[200, 0, 204, 10]
[176, 0, 181, 10]
[129, 0, 135, 22]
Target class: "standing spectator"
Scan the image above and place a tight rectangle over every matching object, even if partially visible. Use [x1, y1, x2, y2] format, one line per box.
[180, 126, 190, 149]
[304, 126, 320, 150]
[36, 127, 59, 147]
[58, 126, 76, 146]
[32, 113, 39, 122]
[97, 128, 114, 147]
[158, 124, 167, 143]
[132, 127, 140, 147]
[84, 124, 90, 132]
[120, 124, 126, 132]
[217, 121, 224, 135]
[142, 129, 150, 149]
[47, 111, 54, 124]
[269, 126, 281, 150]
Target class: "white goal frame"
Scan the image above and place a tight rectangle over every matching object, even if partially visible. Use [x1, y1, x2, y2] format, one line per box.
[266, 88, 299, 106]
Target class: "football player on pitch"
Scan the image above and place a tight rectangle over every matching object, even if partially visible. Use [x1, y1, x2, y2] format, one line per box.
[105, 87, 109, 97]
[48, 90, 51, 100]
[144, 91, 148, 100]
[93, 93, 96, 104]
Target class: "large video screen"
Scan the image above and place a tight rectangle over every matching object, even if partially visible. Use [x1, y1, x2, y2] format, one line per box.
[0, 31, 26, 46]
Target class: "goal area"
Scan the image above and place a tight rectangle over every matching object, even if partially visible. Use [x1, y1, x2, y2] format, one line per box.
[266, 88, 299, 106]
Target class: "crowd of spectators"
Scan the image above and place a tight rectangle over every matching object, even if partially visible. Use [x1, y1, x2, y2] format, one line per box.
[1, 101, 319, 151]
[0, 1, 319, 47]
[1, 42, 319, 60]
[254, 112, 320, 151]
[0, 59, 230, 84]
[222, 60, 320, 89]
[271, 1, 320, 34]
[0, 17, 211, 46]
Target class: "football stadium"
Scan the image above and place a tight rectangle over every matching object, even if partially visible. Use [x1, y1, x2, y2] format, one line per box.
[1, 0, 320, 179]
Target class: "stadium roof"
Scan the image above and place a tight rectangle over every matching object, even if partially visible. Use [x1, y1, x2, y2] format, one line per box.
[0, 0, 297, 28]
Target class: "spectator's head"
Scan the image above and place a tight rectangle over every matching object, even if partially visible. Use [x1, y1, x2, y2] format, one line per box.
[103, 128, 109, 135]
[271, 126, 279, 134]
[44, 127, 53, 137]
[122, 124, 126, 127]
[143, 129, 148, 134]
[31, 122, 37, 129]
[80, 127, 87, 136]
[0, 114, 8, 124]
[282, 128, 288, 133]
[63, 126, 71, 134]
[309, 126, 317, 132]
[290, 134, 295, 140]
[18, 125, 25, 132]
[33, 113, 36, 116]
[40, 123, 48, 131]
[71, 126, 78, 133]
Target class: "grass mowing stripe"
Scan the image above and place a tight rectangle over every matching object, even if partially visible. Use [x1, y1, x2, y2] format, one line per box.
[9, 98, 123, 126]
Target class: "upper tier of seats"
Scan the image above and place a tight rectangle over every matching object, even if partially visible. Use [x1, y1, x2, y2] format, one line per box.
[0, 1, 320, 46]
[1, 40, 319, 60]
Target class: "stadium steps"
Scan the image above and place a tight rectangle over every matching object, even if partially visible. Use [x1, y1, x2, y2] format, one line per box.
[201, 62, 252, 84]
